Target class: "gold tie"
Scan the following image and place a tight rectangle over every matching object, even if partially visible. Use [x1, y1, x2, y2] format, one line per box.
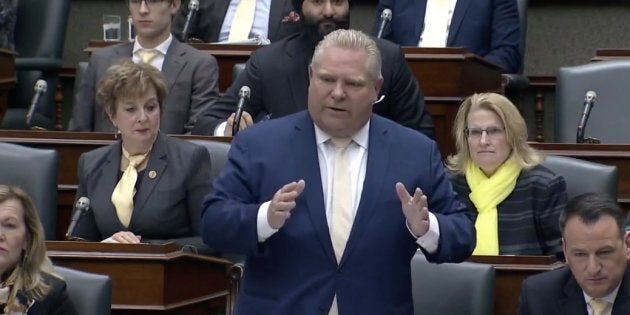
[228, 0, 257, 41]
[138, 48, 159, 64]
[589, 298, 609, 315]
[111, 147, 150, 227]
[330, 138, 353, 262]
[420, 0, 450, 47]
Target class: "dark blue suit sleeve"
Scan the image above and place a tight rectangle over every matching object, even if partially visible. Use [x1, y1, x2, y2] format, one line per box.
[484, 0, 521, 73]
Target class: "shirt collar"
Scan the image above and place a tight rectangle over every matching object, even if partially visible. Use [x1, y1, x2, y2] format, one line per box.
[132, 33, 173, 56]
[313, 119, 370, 150]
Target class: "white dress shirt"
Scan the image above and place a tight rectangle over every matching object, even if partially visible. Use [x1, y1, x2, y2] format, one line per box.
[419, 0, 458, 47]
[132, 34, 173, 71]
[256, 122, 441, 253]
[584, 284, 620, 315]
[219, 0, 272, 42]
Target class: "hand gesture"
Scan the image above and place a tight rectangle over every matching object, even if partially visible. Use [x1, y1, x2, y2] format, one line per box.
[110, 231, 142, 244]
[395, 182, 430, 237]
[224, 111, 254, 136]
[268, 180, 306, 229]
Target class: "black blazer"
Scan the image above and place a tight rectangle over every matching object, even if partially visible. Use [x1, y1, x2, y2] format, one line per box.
[518, 265, 630, 315]
[73, 133, 212, 250]
[26, 273, 77, 315]
[172, 0, 300, 43]
[192, 32, 434, 138]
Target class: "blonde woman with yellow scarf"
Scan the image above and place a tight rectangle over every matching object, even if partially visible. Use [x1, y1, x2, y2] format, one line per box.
[446, 93, 567, 257]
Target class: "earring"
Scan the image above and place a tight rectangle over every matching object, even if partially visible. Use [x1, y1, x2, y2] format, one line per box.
[114, 129, 121, 140]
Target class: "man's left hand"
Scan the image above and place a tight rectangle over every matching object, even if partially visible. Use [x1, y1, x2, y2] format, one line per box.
[395, 182, 430, 237]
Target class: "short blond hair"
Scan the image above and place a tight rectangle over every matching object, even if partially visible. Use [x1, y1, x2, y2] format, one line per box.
[446, 93, 543, 174]
[96, 60, 167, 117]
[311, 29, 382, 81]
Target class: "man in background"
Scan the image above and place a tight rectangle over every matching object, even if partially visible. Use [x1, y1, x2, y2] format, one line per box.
[518, 193, 630, 315]
[192, 0, 434, 138]
[69, 0, 219, 134]
[172, 0, 300, 43]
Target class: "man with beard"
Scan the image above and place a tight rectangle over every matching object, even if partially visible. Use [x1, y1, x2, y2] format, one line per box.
[191, 0, 434, 137]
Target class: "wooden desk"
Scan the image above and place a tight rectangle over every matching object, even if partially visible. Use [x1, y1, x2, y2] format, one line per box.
[0, 130, 230, 239]
[47, 241, 235, 315]
[468, 255, 564, 315]
[0, 48, 17, 122]
[85, 42, 502, 156]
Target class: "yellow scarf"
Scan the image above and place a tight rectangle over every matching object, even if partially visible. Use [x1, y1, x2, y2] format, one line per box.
[465, 158, 521, 255]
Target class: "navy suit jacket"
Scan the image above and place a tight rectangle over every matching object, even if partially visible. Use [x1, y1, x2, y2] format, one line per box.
[374, 0, 521, 73]
[201, 111, 475, 314]
[74, 133, 212, 250]
[68, 39, 220, 134]
[27, 274, 77, 315]
[172, 0, 300, 43]
[518, 265, 630, 315]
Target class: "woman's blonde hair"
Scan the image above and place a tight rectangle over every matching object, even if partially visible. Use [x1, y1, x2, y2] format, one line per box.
[0, 185, 54, 311]
[446, 93, 543, 174]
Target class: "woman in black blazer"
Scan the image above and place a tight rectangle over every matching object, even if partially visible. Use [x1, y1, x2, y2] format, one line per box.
[72, 61, 212, 251]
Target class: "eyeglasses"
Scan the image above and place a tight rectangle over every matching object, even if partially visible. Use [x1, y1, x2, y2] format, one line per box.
[129, 0, 167, 8]
[465, 127, 505, 139]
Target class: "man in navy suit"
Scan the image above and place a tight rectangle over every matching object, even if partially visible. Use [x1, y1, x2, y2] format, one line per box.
[373, 0, 521, 73]
[201, 29, 475, 314]
[518, 193, 630, 315]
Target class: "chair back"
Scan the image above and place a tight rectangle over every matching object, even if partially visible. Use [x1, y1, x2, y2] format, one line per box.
[232, 63, 246, 83]
[411, 253, 494, 315]
[53, 266, 112, 315]
[555, 60, 630, 143]
[2, 0, 71, 129]
[0, 142, 57, 239]
[543, 155, 618, 200]
[188, 139, 231, 181]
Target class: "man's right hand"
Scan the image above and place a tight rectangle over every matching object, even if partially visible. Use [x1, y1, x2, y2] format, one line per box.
[224, 111, 254, 136]
[268, 180, 306, 229]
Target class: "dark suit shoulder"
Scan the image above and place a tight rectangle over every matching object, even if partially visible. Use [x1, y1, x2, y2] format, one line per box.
[29, 272, 78, 315]
[523, 266, 573, 289]
[171, 39, 217, 62]
[517, 164, 565, 189]
[91, 42, 132, 60]
[79, 144, 116, 175]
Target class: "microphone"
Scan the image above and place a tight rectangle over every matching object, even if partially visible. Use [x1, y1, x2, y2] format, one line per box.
[65, 197, 90, 240]
[376, 9, 392, 39]
[25, 80, 47, 128]
[576, 91, 597, 143]
[232, 86, 251, 136]
[181, 0, 200, 42]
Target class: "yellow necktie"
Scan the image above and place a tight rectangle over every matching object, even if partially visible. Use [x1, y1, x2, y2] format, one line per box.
[228, 0, 257, 41]
[420, 0, 450, 47]
[111, 147, 150, 227]
[589, 298, 609, 315]
[330, 138, 353, 262]
[138, 48, 159, 64]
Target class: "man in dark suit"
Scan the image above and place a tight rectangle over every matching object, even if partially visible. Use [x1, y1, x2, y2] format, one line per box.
[172, 0, 300, 43]
[191, 0, 434, 138]
[518, 193, 630, 315]
[373, 0, 521, 73]
[69, 0, 220, 134]
[201, 29, 475, 314]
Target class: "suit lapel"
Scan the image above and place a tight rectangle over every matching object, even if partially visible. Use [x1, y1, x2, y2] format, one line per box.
[162, 39, 185, 92]
[612, 265, 630, 314]
[416, 1, 428, 43]
[267, 0, 286, 40]
[447, 0, 471, 46]
[339, 117, 390, 265]
[210, 0, 232, 42]
[559, 274, 588, 315]
[94, 143, 126, 231]
[130, 133, 168, 226]
[294, 113, 337, 264]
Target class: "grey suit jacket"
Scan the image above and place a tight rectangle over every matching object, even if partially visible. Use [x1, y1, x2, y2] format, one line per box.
[172, 0, 300, 43]
[68, 39, 220, 134]
[73, 133, 212, 250]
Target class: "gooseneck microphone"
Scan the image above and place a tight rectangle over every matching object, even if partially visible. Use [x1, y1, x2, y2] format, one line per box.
[232, 86, 251, 136]
[181, 0, 200, 42]
[65, 197, 90, 240]
[377, 9, 392, 39]
[26, 80, 47, 128]
[576, 91, 597, 143]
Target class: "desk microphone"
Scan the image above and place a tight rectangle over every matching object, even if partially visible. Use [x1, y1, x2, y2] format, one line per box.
[181, 0, 200, 42]
[233, 86, 251, 136]
[65, 197, 90, 240]
[576, 90, 597, 143]
[377, 9, 392, 39]
[26, 80, 47, 128]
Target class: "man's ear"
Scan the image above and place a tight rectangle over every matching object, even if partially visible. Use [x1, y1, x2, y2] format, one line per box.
[171, 0, 182, 15]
